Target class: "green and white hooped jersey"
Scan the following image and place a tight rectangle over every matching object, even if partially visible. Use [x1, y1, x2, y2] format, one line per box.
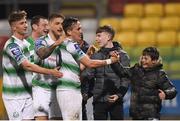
[32, 34, 61, 89]
[57, 39, 86, 91]
[2, 36, 32, 99]
[26, 36, 35, 63]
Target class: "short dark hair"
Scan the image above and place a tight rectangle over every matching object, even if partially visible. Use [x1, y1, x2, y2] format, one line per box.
[96, 25, 115, 40]
[62, 17, 79, 35]
[142, 46, 159, 60]
[30, 15, 46, 27]
[8, 10, 27, 26]
[48, 13, 65, 22]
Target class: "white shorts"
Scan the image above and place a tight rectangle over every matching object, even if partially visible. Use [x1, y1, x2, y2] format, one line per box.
[56, 89, 82, 120]
[33, 86, 62, 118]
[3, 97, 34, 120]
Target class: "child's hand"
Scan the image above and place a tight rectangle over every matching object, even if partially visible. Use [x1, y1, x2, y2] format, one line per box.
[108, 95, 119, 103]
[158, 89, 166, 100]
[110, 51, 120, 63]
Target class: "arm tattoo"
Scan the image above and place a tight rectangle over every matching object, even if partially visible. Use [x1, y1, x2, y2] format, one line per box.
[36, 44, 57, 59]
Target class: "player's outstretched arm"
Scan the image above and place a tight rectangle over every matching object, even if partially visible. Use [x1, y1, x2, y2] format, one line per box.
[21, 59, 63, 78]
[80, 52, 119, 68]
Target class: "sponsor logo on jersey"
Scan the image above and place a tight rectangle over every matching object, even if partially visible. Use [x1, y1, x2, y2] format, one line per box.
[35, 39, 44, 49]
[9, 44, 23, 61]
[74, 44, 83, 55]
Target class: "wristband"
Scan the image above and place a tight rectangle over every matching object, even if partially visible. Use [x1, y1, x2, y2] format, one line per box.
[105, 59, 112, 65]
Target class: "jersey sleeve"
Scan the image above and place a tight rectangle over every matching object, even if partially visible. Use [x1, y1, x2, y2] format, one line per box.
[6, 43, 27, 65]
[66, 41, 86, 61]
[35, 37, 47, 52]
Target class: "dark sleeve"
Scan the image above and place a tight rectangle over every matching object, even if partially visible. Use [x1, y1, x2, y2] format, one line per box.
[80, 54, 96, 95]
[113, 50, 131, 98]
[110, 51, 132, 78]
[158, 70, 178, 100]
[119, 50, 130, 67]
[81, 53, 96, 80]
[81, 74, 94, 98]
[116, 78, 130, 99]
[81, 74, 94, 99]
[81, 67, 95, 84]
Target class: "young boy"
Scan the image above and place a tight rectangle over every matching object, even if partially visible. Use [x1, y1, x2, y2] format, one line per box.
[111, 46, 177, 120]
[81, 25, 130, 120]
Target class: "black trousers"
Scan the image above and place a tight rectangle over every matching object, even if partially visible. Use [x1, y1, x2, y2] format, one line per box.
[93, 102, 123, 120]
[82, 100, 87, 120]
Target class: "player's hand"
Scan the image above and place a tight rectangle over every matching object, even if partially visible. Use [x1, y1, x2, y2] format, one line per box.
[110, 51, 120, 63]
[54, 32, 66, 46]
[50, 66, 63, 78]
[108, 95, 119, 103]
[158, 89, 166, 100]
[86, 45, 96, 57]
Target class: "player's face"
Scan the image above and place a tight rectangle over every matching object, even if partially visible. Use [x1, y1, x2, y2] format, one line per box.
[140, 55, 156, 69]
[49, 17, 64, 37]
[37, 18, 49, 36]
[12, 17, 28, 35]
[70, 21, 82, 42]
[96, 32, 110, 48]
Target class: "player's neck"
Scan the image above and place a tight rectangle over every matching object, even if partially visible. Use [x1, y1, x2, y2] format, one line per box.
[104, 41, 113, 48]
[66, 36, 74, 41]
[49, 31, 59, 41]
[31, 31, 41, 40]
[13, 32, 26, 40]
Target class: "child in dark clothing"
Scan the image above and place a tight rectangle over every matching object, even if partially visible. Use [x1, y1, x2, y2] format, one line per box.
[111, 46, 177, 120]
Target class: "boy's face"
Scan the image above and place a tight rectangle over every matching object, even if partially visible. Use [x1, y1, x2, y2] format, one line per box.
[96, 32, 111, 48]
[140, 55, 157, 69]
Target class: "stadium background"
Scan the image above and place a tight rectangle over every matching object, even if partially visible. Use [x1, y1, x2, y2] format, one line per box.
[0, 0, 180, 119]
